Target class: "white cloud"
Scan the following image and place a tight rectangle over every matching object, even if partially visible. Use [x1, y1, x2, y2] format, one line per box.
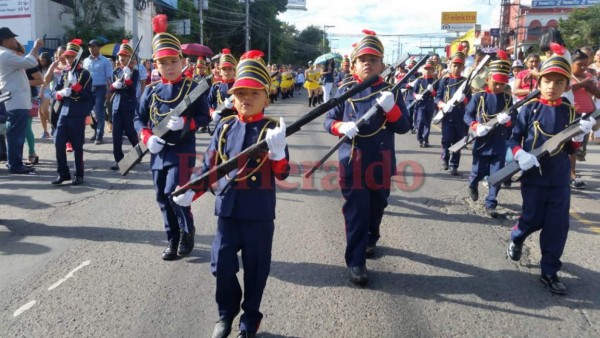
[278, 0, 501, 61]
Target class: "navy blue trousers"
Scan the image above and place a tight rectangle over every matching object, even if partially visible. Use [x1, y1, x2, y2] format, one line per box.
[441, 122, 466, 168]
[468, 154, 504, 209]
[91, 86, 107, 139]
[152, 165, 195, 241]
[340, 176, 390, 267]
[111, 109, 138, 163]
[510, 184, 570, 276]
[415, 106, 433, 143]
[54, 115, 86, 177]
[211, 218, 274, 334]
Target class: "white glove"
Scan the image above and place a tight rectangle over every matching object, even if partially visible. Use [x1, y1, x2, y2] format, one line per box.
[338, 122, 359, 139]
[266, 117, 287, 161]
[122, 67, 132, 80]
[147, 135, 165, 154]
[443, 102, 454, 112]
[58, 87, 72, 98]
[166, 115, 185, 131]
[376, 91, 395, 113]
[475, 123, 491, 137]
[112, 80, 123, 89]
[210, 110, 219, 120]
[401, 88, 407, 94]
[414, 94, 423, 101]
[67, 72, 77, 85]
[224, 95, 234, 109]
[426, 84, 434, 92]
[514, 149, 540, 171]
[408, 79, 418, 88]
[456, 93, 466, 103]
[172, 189, 195, 207]
[496, 112, 511, 125]
[579, 115, 596, 134]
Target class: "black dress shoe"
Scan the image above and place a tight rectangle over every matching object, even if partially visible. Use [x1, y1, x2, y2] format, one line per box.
[10, 166, 34, 174]
[161, 239, 179, 261]
[211, 319, 233, 338]
[468, 186, 478, 201]
[485, 207, 498, 218]
[52, 176, 71, 185]
[177, 229, 195, 256]
[441, 162, 449, 170]
[71, 175, 84, 185]
[539, 273, 567, 295]
[449, 167, 458, 176]
[237, 331, 256, 338]
[506, 241, 522, 261]
[90, 133, 97, 142]
[423, 142, 429, 148]
[365, 246, 375, 259]
[349, 266, 368, 286]
[110, 163, 119, 171]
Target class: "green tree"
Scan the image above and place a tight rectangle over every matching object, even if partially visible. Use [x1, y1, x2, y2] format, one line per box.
[559, 4, 600, 49]
[61, 0, 130, 43]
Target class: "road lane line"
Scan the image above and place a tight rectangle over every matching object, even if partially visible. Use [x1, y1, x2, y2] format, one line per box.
[47, 260, 91, 291]
[13, 300, 36, 317]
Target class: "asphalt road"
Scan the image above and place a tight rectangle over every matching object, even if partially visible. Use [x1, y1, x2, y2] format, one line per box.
[2, 92, 600, 337]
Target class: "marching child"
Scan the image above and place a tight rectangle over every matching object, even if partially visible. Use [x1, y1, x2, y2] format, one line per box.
[464, 51, 514, 218]
[412, 59, 437, 147]
[506, 44, 596, 295]
[133, 15, 210, 260]
[51, 39, 93, 185]
[173, 50, 290, 338]
[323, 30, 411, 286]
[434, 45, 469, 175]
[108, 40, 139, 171]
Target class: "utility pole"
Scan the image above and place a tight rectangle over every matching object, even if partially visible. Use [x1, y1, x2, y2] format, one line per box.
[322, 25, 335, 53]
[513, 5, 524, 60]
[268, 28, 271, 64]
[199, 0, 204, 44]
[245, 0, 251, 51]
[131, 0, 138, 47]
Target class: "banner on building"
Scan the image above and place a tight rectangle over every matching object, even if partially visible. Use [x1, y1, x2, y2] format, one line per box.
[0, 0, 31, 19]
[287, 0, 307, 10]
[441, 11, 477, 32]
[532, 0, 600, 7]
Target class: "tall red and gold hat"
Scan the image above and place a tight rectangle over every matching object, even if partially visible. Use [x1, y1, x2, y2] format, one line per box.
[196, 57, 206, 68]
[342, 54, 350, 66]
[63, 39, 82, 56]
[539, 43, 571, 79]
[118, 39, 134, 56]
[488, 50, 511, 84]
[227, 50, 270, 96]
[151, 14, 182, 59]
[219, 48, 238, 69]
[450, 44, 466, 64]
[423, 59, 435, 69]
[352, 29, 384, 62]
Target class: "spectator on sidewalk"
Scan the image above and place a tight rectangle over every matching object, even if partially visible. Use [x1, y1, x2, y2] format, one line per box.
[83, 39, 113, 145]
[0, 27, 43, 174]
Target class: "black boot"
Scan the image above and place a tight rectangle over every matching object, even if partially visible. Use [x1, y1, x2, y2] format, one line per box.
[162, 239, 179, 260]
[177, 228, 195, 256]
[308, 96, 313, 107]
[212, 318, 233, 338]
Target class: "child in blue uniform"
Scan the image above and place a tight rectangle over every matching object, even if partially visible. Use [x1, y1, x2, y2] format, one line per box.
[109, 40, 139, 171]
[323, 30, 412, 286]
[434, 46, 469, 175]
[208, 49, 237, 122]
[506, 44, 596, 295]
[51, 39, 93, 186]
[133, 15, 210, 260]
[413, 59, 437, 147]
[174, 50, 290, 338]
[464, 51, 514, 218]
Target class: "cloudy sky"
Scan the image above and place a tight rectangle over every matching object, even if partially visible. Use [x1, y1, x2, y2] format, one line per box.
[278, 0, 502, 62]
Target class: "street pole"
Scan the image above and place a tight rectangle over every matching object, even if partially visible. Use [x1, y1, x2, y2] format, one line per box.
[245, 0, 250, 51]
[268, 28, 271, 64]
[199, 0, 204, 44]
[131, 0, 138, 49]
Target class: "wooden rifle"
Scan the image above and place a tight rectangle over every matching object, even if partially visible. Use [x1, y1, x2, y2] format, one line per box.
[171, 69, 396, 197]
[406, 77, 442, 111]
[431, 54, 491, 124]
[303, 54, 430, 179]
[118, 74, 214, 176]
[487, 108, 600, 187]
[449, 89, 540, 154]
[50, 46, 85, 129]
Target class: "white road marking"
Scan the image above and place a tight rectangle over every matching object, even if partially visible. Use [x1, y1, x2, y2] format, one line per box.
[13, 300, 36, 317]
[47, 260, 91, 291]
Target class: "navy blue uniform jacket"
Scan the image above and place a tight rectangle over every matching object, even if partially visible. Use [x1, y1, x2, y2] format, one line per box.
[464, 90, 514, 156]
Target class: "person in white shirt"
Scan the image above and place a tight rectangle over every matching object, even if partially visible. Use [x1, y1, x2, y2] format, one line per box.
[0, 27, 43, 174]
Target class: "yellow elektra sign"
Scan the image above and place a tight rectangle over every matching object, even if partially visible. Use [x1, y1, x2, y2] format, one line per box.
[441, 11, 477, 24]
